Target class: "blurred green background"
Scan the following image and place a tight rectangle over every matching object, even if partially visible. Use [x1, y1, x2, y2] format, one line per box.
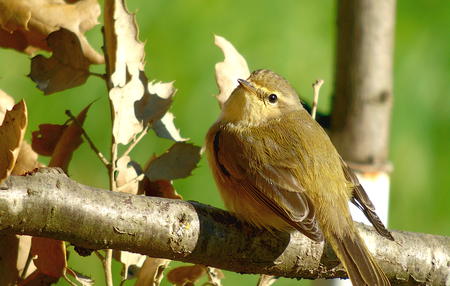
[1, 0, 448, 285]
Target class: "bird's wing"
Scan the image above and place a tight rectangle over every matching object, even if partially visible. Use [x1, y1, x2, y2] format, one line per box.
[213, 127, 323, 242]
[340, 157, 394, 241]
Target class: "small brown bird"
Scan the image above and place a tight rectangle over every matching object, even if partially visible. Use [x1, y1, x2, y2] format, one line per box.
[206, 69, 394, 285]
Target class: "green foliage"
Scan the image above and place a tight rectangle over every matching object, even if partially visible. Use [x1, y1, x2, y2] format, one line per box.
[0, 0, 448, 285]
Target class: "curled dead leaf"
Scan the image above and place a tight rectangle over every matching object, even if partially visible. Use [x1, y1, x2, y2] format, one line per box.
[141, 179, 183, 200]
[257, 274, 278, 286]
[104, 0, 181, 146]
[113, 250, 146, 280]
[135, 80, 176, 126]
[32, 124, 67, 156]
[214, 35, 250, 108]
[0, 100, 27, 183]
[116, 156, 142, 194]
[17, 235, 36, 279]
[29, 28, 92, 95]
[140, 154, 183, 200]
[104, 0, 146, 145]
[12, 141, 43, 175]
[0, 0, 103, 63]
[109, 78, 145, 145]
[18, 270, 59, 285]
[167, 264, 206, 286]
[66, 268, 94, 286]
[0, 89, 15, 122]
[30, 237, 66, 278]
[205, 267, 224, 286]
[145, 142, 201, 181]
[136, 257, 171, 286]
[152, 112, 186, 142]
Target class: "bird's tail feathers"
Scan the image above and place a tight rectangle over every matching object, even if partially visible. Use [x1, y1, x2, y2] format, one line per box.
[328, 230, 390, 286]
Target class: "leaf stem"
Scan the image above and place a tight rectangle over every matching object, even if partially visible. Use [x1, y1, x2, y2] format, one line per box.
[20, 249, 33, 280]
[62, 272, 79, 286]
[121, 124, 150, 159]
[311, 79, 324, 120]
[65, 110, 110, 167]
[96, 249, 113, 286]
[116, 173, 145, 192]
[89, 72, 107, 80]
[110, 141, 118, 192]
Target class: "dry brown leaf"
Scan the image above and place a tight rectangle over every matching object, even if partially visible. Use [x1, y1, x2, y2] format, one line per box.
[49, 103, 91, 172]
[140, 154, 183, 200]
[30, 237, 66, 278]
[135, 257, 171, 286]
[32, 124, 67, 156]
[152, 112, 186, 142]
[0, 224, 36, 283]
[135, 81, 176, 126]
[18, 270, 59, 286]
[0, 0, 103, 63]
[145, 142, 201, 181]
[167, 264, 206, 286]
[66, 268, 94, 286]
[0, 29, 39, 55]
[205, 267, 224, 286]
[0, 98, 38, 281]
[141, 179, 183, 200]
[0, 89, 15, 122]
[104, 0, 179, 146]
[108, 78, 144, 145]
[116, 155, 142, 194]
[257, 274, 278, 286]
[17, 235, 36, 278]
[113, 250, 146, 280]
[214, 35, 250, 108]
[0, 100, 27, 183]
[104, 0, 146, 145]
[12, 141, 43, 175]
[0, 98, 38, 283]
[29, 28, 92, 95]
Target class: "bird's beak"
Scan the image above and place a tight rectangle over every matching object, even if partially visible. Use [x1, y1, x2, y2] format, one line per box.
[237, 79, 257, 95]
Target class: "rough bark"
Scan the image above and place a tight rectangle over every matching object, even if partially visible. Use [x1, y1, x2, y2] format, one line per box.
[331, 0, 396, 170]
[0, 169, 448, 285]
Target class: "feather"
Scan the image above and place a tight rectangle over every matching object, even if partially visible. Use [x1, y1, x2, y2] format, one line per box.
[329, 230, 391, 286]
[340, 158, 395, 241]
[207, 120, 323, 241]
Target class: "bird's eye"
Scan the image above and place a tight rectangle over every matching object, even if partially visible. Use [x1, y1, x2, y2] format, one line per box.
[268, 94, 278, 104]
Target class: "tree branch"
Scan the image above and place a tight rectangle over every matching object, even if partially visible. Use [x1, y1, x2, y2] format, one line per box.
[0, 169, 448, 285]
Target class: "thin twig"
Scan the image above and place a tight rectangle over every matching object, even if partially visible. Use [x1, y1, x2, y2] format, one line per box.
[121, 124, 150, 159]
[95, 250, 105, 260]
[110, 141, 118, 192]
[95, 250, 113, 286]
[89, 72, 107, 80]
[117, 173, 145, 192]
[105, 110, 118, 286]
[65, 110, 110, 167]
[63, 272, 79, 286]
[311, 79, 324, 120]
[105, 249, 113, 286]
[100, 249, 113, 286]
